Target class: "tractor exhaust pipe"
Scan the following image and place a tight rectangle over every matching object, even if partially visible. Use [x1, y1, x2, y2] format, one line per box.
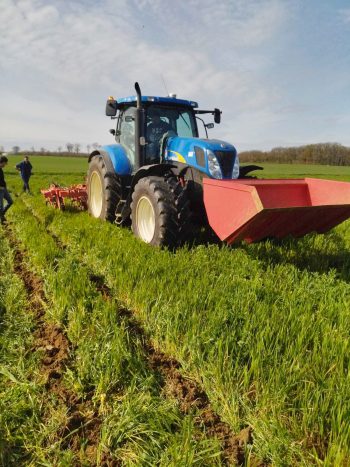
[135, 82, 142, 109]
[134, 82, 144, 170]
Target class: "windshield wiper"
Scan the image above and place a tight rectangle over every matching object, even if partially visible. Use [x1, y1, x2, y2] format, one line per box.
[179, 112, 191, 131]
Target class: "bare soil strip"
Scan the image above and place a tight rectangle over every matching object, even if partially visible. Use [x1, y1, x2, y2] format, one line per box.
[90, 274, 261, 466]
[5, 225, 108, 466]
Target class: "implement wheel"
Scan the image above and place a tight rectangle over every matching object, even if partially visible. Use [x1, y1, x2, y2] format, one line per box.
[87, 155, 121, 221]
[131, 175, 191, 247]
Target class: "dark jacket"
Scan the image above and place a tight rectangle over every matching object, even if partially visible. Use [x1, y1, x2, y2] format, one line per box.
[16, 161, 32, 179]
[0, 168, 6, 189]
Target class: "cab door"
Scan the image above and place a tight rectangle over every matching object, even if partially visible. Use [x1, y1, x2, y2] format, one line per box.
[119, 107, 137, 169]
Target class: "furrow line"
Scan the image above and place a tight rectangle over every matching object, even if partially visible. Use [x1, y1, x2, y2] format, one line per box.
[4, 220, 118, 466]
[89, 275, 256, 466]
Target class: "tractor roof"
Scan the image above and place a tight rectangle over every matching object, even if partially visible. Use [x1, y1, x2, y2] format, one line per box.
[117, 95, 198, 108]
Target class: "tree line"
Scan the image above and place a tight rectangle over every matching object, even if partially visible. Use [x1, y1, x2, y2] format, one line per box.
[239, 143, 350, 166]
[3, 142, 350, 166]
[1, 143, 101, 157]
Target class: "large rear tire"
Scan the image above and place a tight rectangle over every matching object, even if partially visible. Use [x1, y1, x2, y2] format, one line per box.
[131, 175, 192, 247]
[87, 155, 121, 221]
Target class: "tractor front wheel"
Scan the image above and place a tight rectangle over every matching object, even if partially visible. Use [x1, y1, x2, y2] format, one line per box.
[131, 176, 191, 247]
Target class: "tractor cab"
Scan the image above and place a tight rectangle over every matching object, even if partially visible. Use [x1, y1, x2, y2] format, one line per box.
[107, 95, 201, 171]
[105, 88, 223, 175]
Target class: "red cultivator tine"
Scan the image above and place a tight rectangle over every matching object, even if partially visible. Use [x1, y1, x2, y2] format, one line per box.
[41, 184, 88, 211]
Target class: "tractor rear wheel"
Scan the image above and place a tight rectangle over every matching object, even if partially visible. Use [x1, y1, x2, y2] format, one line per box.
[131, 175, 191, 247]
[87, 155, 121, 221]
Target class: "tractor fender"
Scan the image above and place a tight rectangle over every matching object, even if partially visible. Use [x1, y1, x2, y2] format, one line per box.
[88, 145, 132, 176]
[88, 150, 114, 175]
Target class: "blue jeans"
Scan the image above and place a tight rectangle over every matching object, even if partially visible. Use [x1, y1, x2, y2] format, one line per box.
[0, 188, 13, 216]
[22, 177, 30, 192]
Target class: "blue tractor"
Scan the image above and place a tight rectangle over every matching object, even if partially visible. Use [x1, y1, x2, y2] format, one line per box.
[87, 83, 259, 246]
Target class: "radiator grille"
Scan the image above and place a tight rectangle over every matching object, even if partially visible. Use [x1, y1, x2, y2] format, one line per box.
[214, 151, 235, 178]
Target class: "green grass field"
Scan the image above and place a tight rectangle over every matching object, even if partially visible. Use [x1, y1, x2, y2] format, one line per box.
[256, 162, 350, 181]
[6, 155, 350, 181]
[2, 157, 350, 465]
[7, 155, 88, 175]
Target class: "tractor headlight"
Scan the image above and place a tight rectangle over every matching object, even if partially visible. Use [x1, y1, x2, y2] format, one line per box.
[207, 151, 223, 179]
[232, 153, 239, 179]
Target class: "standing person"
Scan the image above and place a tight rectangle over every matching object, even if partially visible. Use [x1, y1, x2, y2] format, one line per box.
[16, 155, 33, 193]
[0, 156, 13, 224]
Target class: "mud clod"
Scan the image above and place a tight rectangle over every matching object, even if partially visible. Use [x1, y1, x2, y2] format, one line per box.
[90, 273, 112, 298]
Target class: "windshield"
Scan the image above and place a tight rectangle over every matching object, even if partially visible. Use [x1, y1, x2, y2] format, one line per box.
[146, 106, 197, 139]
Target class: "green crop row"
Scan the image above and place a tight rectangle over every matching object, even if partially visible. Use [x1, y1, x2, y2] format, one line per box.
[19, 182, 350, 466]
[3, 198, 223, 466]
[0, 229, 46, 465]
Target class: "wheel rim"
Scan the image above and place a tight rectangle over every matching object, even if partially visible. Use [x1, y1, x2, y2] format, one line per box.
[89, 171, 103, 217]
[136, 196, 155, 243]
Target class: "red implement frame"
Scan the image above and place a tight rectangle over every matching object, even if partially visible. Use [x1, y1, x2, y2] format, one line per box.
[203, 178, 350, 244]
[41, 184, 88, 210]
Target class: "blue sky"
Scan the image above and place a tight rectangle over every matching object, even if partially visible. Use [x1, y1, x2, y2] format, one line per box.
[0, 0, 349, 153]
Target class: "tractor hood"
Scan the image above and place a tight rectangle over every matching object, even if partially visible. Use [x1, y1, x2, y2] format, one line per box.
[164, 136, 238, 179]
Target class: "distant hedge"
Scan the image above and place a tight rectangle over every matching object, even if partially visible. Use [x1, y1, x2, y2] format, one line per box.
[8, 151, 89, 158]
[7, 143, 350, 166]
[239, 143, 350, 166]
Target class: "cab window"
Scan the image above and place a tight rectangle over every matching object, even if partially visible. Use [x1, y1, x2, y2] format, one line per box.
[176, 111, 196, 138]
[119, 108, 136, 167]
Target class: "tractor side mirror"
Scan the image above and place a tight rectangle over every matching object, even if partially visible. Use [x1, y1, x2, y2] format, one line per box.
[214, 108, 221, 124]
[106, 98, 118, 117]
[109, 129, 116, 135]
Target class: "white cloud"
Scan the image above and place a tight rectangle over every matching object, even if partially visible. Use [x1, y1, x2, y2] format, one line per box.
[0, 0, 289, 150]
[0, 0, 348, 152]
[0, 0, 287, 87]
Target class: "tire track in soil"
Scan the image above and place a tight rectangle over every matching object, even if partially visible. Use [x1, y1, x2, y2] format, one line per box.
[22, 200, 266, 466]
[4, 224, 118, 467]
[90, 275, 263, 467]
